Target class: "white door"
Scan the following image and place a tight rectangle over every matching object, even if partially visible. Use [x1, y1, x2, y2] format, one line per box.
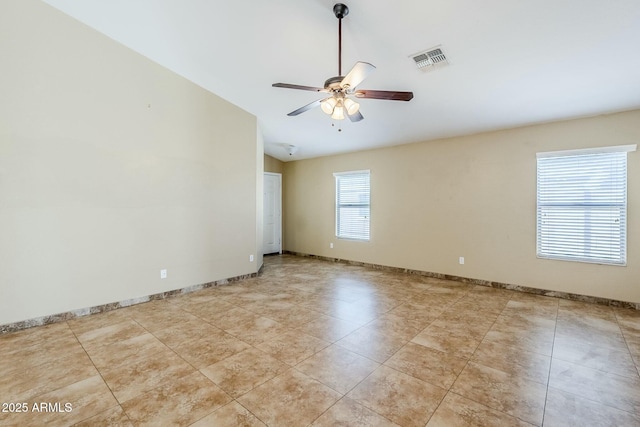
[263, 173, 282, 254]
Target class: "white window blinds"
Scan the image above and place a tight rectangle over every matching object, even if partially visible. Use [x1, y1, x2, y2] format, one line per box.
[334, 170, 370, 241]
[536, 145, 635, 265]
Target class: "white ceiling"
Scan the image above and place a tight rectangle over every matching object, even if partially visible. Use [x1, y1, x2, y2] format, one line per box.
[43, 0, 640, 161]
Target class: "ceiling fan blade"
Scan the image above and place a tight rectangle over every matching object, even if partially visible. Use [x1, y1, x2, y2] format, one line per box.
[354, 90, 414, 101]
[287, 99, 325, 116]
[273, 83, 328, 93]
[347, 110, 364, 122]
[340, 62, 376, 90]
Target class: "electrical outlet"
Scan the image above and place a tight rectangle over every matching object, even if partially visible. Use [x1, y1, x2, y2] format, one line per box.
[330, 243, 334, 249]
[249, 254, 254, 262]
[459, 257, 464, 265]
[160, 269, 167, 279]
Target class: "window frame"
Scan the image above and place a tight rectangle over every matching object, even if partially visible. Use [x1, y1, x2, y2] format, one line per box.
[536, 144, 636, 266]
[334, 170, 371, 241]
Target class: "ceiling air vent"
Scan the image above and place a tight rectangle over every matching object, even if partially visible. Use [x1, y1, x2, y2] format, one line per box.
[410, 46, 449, 72]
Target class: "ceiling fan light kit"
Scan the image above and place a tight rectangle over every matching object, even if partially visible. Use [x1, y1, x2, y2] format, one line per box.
[272, 3, 413, 123]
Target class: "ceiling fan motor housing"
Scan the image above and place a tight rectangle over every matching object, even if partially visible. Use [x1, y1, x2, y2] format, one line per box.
[324, 76, 346, 91]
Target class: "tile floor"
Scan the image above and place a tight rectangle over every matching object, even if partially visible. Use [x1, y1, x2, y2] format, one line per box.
[1, 254, 640, 426]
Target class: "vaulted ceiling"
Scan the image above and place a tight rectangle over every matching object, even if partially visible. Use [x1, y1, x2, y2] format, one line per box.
[43, 0, 640, 161]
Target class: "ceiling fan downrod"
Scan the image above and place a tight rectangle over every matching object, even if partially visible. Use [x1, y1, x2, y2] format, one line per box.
[333, 3, 349, 76]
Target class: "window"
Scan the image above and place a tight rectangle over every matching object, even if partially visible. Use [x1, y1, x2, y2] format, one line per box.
[536, 145, 636, 265]
[334, 170, 370, 241]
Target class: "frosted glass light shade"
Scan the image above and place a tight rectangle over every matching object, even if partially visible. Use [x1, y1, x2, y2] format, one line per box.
[331, 99, 345, 120]
[344, 98, 360, 115]
[321, 97, 337, 114]
[331, 105, 345, 120]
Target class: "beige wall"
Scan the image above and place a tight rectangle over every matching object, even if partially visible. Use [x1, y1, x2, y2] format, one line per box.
[284, 110, 640, 303]
[264, 154, 284, 174]
[0, 0, 260, 325]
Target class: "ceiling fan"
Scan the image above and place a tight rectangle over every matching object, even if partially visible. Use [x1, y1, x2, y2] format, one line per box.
[272, 3, 414, 123]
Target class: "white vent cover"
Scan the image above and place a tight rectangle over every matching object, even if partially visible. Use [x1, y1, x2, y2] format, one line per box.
[410, 46, 449, 72]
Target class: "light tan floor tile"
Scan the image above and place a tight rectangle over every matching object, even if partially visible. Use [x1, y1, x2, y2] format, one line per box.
[66, 309, 133, 336]
[0, 375, 117, 427]
[75, 319, 147, 349]
[155, 322, 251, 368]
[347, 365, 446, 427]
[549, 358, 640, 415]
[311, 397, 400, 426]
[500, 299, 558, 320]
[101, 349, 195, 403]
[237, 369, 341, 427]
[553, 332, 638, 378]
[152, 318, 224, 347]
[557, 308, 623, 333]
[555, 316, 628, 351]
[254, 303, 322, 328]
[408, 290, 461, 308]
[0, 323, 77, 358]
[83, 332, 169, 370]
[241, 298, 294, 314]
[616, 308, 640, 335]
[426, 392, 535, 427]
[121, 371, 231, 426]
[471, 340, 551, 385]
[0, 322, 73, 352]
[558, 299, 617, 320]
[74, 405, 133, 427]
[483, 316, 555, 357]
[436, 303, 501, 324]
[625, 333, 640, 366]
[256, 329, 329, 366]
[0, 335, 87, 378]
[461, 287, 513, 307]
[543, 387, 640, 427]
[190, 401, 266, 427]
[507, 292, 558, 307]
[221, 315, 290, 346]
[321, 299, 380, 325]
[451, 362, 547, 425]
[297, 295, 344, 313]
[169, 291, 235, 313]
[431, 316, 495, 340]
[296, 314, 361, 342]
[411, 324, 482, 359]
[337, 324, 415, 363]
[296, 345, 380, 394]
[352, 295, 404, 314]
[170, 336, 251, 369]
[385, 342, 467, 389]
[385, 302, 440, 330]
[1, 351, 99, 402]
[127, 302, 202, 333]
[204, 306, 258, 329]
[200, 347, 289, 398]
[365, 316, 422, 339]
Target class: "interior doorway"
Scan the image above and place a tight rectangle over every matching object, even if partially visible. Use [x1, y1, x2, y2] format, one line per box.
[263, 172, 282, 254]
